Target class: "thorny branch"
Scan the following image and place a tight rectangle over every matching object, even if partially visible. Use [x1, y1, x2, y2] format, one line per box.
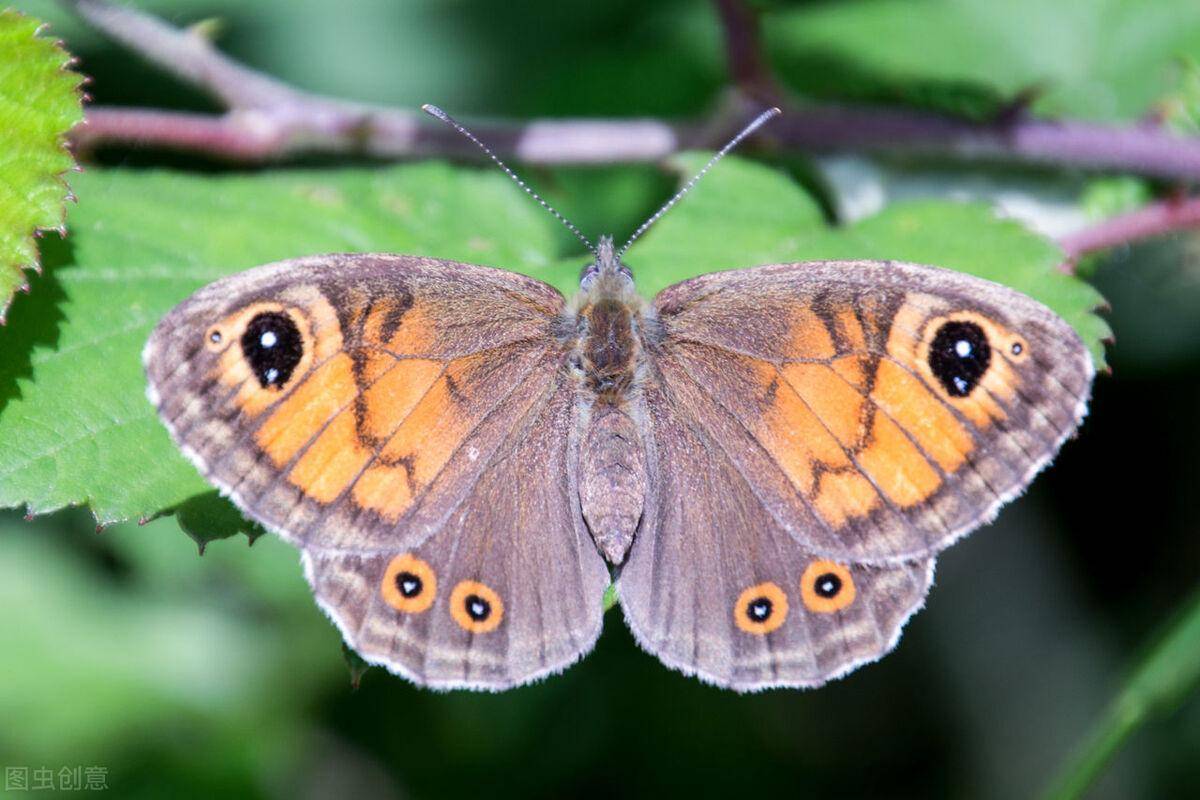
[1060, 194, 1200, 263]
[63, 0, 1200, 253]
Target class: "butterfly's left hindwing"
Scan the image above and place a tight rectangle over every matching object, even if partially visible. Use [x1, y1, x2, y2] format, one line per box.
[618, 378, 934, 691]
[145, 254, 609, 689]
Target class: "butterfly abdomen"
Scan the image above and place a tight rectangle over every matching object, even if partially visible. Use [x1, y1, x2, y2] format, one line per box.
[579, 402, 646, 564]
[570, 293, 650, 563]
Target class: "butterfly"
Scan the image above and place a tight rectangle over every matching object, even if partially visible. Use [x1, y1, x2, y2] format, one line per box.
[143, 107, 1094, 691]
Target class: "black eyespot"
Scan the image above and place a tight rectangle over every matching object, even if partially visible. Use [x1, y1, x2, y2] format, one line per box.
[1011, 342, 1023, 356]
[395, 571, 423, 598]
[209, 330, 222, 344]
[928, 320, 991, 397]
[813, 572, 843, 599]
[746, 596, 773, 622]
[465, 594, 491, 622]
[241, 312, 303, 389]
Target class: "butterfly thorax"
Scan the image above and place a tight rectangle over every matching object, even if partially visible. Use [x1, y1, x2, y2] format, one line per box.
[572, 235, 646, 405]
[577, 297, 639, 400]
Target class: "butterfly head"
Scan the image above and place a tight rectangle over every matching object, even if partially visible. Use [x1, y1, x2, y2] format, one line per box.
[579, 235, 634, 295]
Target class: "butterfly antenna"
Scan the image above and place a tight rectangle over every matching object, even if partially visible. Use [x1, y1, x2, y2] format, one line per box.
[422, 104, 597, 255]
[617, 107, 781, 259]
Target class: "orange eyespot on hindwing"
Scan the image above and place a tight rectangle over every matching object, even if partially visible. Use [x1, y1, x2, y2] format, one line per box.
[380, 554, 437, 613]
[241, 310, 305, 389]
[450, 580, 504, 633]
[734, 582, 788, 634]
[800, 561, 856, 613]
[928, 320, 991, 397]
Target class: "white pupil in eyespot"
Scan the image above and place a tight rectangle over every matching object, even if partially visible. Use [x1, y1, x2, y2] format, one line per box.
[955, 339, 972, 357]
[265, 367, 279, 383]
[260, 330, 278, 348]
[953, 376, 969, 394]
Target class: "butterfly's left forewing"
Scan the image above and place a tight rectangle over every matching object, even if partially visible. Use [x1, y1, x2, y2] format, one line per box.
[644, 259, 1094, 565]
[145, 254, 609, 689]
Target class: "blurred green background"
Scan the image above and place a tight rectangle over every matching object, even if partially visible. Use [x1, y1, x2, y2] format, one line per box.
[2, 0, 1199, 797]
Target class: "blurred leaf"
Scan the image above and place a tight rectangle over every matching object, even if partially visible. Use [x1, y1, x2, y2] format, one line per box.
[767, 0, 1200, 122]
[0, 513, 335, 763]
[1160, 56, 1200, 136]
[12, 0, 720, 118]
[0, 9, 82, 321]
[632, 153, 1111, 367]
[342, 642, 372, 690]
[1080, 176, 1155, 222]
[0, 164, 562, 531]
[771, 50, 1014, 122]
[1090, 232, 1200, 372]
[1043, 589, 1200, 800]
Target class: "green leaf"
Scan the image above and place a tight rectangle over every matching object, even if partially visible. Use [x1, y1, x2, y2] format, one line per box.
[172, 490, 264, 552]
[632, 153, 1110, 368]
[0, 9, 82, 322]
[767, 0, 1200, 122]
[1043, 589, 1200, 800]
[0, 164, 561, 529]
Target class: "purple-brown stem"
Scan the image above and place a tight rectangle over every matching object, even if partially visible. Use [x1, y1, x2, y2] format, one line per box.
[1059, 194, 1200, 267]
[59, 0, 1200, 259]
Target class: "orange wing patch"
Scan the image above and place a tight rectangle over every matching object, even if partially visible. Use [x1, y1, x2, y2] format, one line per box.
[782, 362, 866, 447]
[855, 411, 941, 507]
[812, 470, 879, 528]
[289, 408, 374, 503]
[376, 358, 477, 483]
[756, 362, 854, 495]
[345, 358, 477, 521]
[256, 353, 358, 465]
[349, 350, 536, 522]
[870, 359, 972, 472]
[359, 295, 436, 354]
[357, 355, 444, 444]
[833, 306, 868, 352]
[787, 305, 838, 360]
